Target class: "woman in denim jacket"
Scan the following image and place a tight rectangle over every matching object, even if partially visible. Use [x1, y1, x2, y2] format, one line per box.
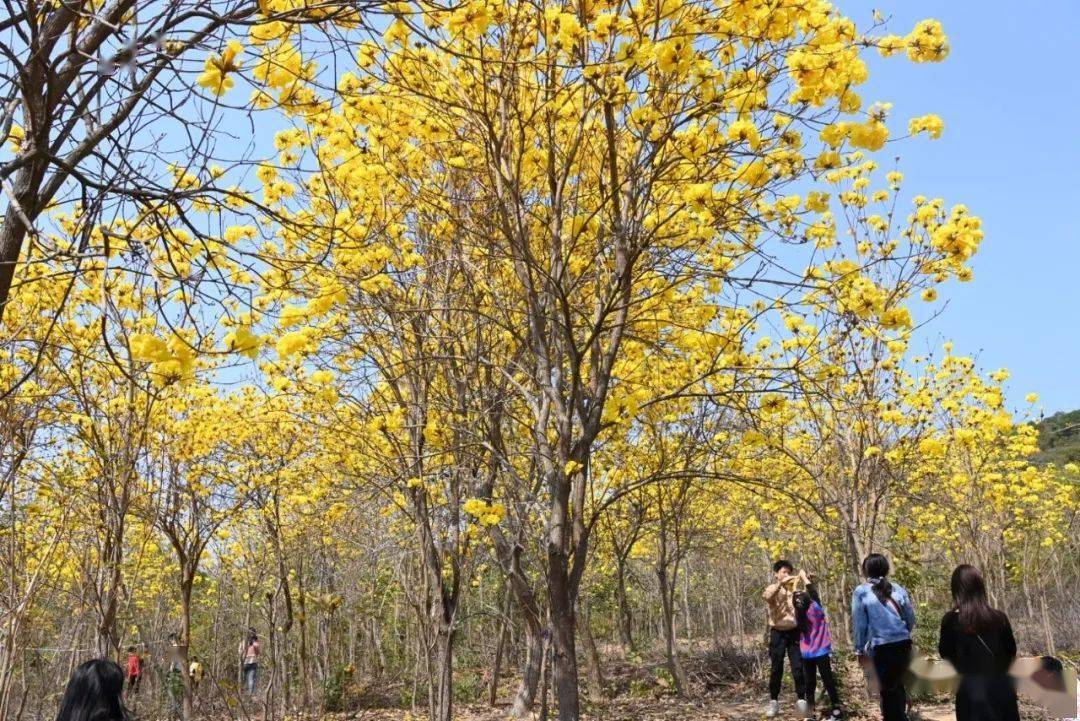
[852, 553, 916, 721]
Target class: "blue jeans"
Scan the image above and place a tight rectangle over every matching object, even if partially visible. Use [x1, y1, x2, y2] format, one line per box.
[243, 663, 258, 694]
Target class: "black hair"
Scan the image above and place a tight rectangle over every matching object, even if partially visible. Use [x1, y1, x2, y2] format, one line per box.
[1040, 656, 1063, 674]
[125, 647, 134, 653]
[1032, 656, 1067, 692]
[793, 583, 823, 633]
[55, 659, 128, 721]
[772, 559, 794, 574]
[862, 553, 893, 604]
[951, 564, 1004, 634]
[793, 591, 811, 633]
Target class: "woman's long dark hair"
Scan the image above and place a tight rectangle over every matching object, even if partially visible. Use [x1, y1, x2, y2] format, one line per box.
[951, 564, 1003, 634]
[862, 553, 893, 604]
[56, 659, 128, 721]
[794, 591, 811, 632]
[793, 584, 822, 633]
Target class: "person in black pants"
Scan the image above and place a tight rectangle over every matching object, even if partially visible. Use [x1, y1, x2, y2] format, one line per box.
[852, 554, 917, 721]
[873, 639, 914, 721]
[937, 564, 1020, 721]
[794, 587, 843, 717]
[769, 627, 805, 698]
[763, 560, 809, 717]
[803, 655, 841, 715]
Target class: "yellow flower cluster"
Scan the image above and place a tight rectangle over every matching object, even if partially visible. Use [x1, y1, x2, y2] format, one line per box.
[130, 333, 196, 385]
[906, 19, 950, 63]
[931, 206, 984, 263]
[223, 326, 261, 359]
[6, 123, 24, 152]
[197, 41, 245, 96]
[276, 328, 317, 359]
[820, 119, 890, 151]
[909, 113, 944, 139]
[462, 499, 506, 527]
[787, 17, 867, 108]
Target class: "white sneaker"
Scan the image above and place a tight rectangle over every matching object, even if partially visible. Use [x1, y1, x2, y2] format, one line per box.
[795, 698, 810, 715]
[766, 699, 780, 717]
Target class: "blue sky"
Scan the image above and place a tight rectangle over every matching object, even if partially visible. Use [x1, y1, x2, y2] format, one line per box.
[847, 0, 1080, 415]
[222, 2, 1080, 415]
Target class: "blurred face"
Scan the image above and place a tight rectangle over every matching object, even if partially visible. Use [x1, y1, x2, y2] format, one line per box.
[775, 565, 792, 580]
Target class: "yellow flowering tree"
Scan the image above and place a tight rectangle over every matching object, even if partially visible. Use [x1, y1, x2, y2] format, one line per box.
[241, 0, 973, 715]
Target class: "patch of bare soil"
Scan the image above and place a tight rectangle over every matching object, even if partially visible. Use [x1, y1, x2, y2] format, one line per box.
[298, 694, 960, 720]
[227, 645, 1064, 721]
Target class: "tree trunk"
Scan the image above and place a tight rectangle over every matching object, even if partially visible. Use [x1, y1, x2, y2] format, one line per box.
[297, 563, 312, 709]
[681, 569, 693, 644]
[577, 600, 605, 698]
[431, 628, 454, 721]
[493, 530, 545, 717]
[508, 611, 544, 717]
[0, 164, 43, 321]
[837, 573, 853, 649]
[547, 559, 580, 721]
[845, 523, 865, 584]
[179, 578, 194, 721]
[1020, 558, 1036, 618]
[489, 588, 511, 707]
[657, 567, 686, 695]
[265, 590, 277, 719]
[537, 630, 553, 721]
[96, 507, 126, 658]
[614, 557, 635, 653]
[1039, 594, 1056, 655]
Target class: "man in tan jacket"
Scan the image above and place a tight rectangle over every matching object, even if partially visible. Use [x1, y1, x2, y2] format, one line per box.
[763, 560, 810, 718]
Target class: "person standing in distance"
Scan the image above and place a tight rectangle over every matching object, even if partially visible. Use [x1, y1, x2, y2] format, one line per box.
[240, 627, 260, 696]
[124, 646, 142, 696]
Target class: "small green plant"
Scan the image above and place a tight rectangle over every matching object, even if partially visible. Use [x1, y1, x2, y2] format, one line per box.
[654, 666, 675, 694]
[628, 678, 654, 699]
[452, 668, 485, 703]
[322, 664, 354, 712]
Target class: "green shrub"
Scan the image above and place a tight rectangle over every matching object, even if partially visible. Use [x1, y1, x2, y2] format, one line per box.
[322, 664, 354, 712]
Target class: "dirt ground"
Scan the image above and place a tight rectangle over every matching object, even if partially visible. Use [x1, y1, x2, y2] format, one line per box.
[307, 648, 970, 721]
[316, 695, 960, 720]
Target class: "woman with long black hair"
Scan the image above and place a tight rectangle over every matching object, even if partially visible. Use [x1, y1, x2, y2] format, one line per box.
[55, 659, 129, 721]
[852, 553, 916, 721]
[938, 564, 1020, 721]
[794, 583, 843, 718]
